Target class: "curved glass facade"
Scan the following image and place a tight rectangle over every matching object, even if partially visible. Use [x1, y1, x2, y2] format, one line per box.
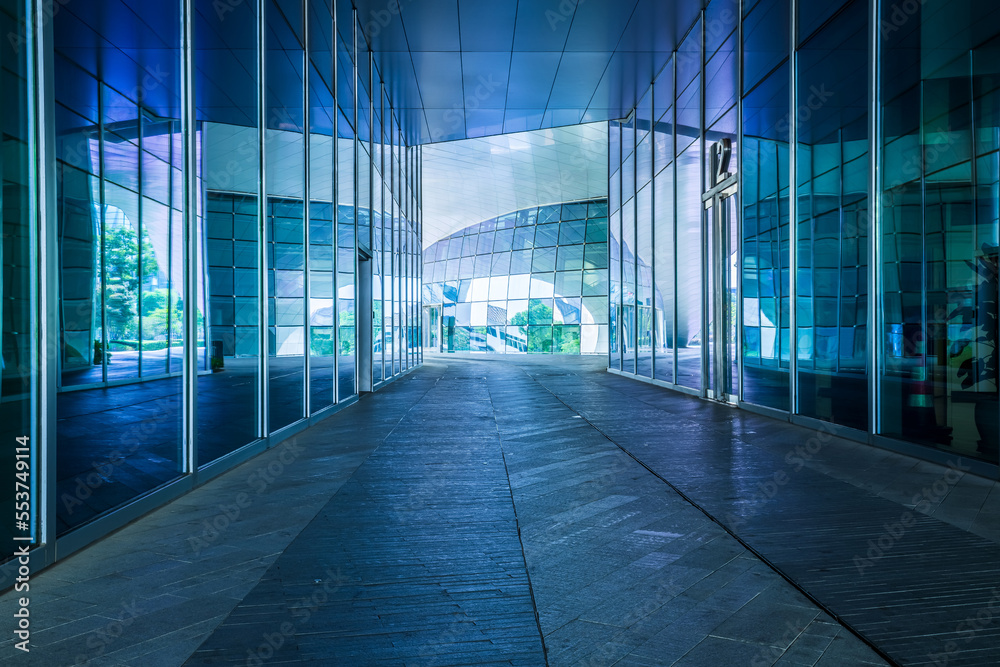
[423, 200, 609, 354]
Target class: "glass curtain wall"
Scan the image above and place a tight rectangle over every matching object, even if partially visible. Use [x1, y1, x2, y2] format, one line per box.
[610, 122, 622, 369]
[266, 0, 306, 434]
[197, 0, 260, 465]
[0, 0, 32, 547]
[308, 0, 336, 414]
[880, 0, 1000, 463]
[336, 13, 356, 400]
[676, 17, 704, 390]
[795, 0, 868, 431]
[653, 58, 676, 384]
[609, 0, 1000, 471]
[423, 201, 609, 355]
[55, 1, 186, 532]
[32, 0, 420, 550]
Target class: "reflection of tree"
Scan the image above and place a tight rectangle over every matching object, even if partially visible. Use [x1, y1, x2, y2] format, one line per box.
[509, 302, 553, 334]
[338, 309, 355, 355]
[103, 223, 158, 343]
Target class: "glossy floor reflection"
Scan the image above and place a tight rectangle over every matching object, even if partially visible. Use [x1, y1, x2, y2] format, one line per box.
[8, 355, 998, 665]
[55, 356, 358, 534]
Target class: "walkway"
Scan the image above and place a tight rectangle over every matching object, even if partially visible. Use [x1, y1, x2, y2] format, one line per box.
[1, 355, 998, 666]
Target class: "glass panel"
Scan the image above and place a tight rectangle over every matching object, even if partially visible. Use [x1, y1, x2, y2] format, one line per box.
[309, 0, 335, 413]
[677, 146, 704, 389]
[56, 0, 185, 533]
[796, 0, 868, 430]
[637, 183, 653, 378]
[879, 1, 1000, 464]
[267, 0, 306, 432]
[742, 63, 791, 410]
[654, 162, 675, 383]
[0, 0, 33, 545]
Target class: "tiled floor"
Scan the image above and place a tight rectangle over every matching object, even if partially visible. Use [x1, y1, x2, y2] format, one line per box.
[1, 355, 998, 665]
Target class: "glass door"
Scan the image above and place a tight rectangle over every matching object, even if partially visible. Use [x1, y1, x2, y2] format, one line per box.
[710, 193, 739, 402]
[704, 139, 739, 403]
[423, 304, 440, 352]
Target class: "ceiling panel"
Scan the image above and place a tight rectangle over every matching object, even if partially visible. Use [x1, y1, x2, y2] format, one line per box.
[460, 52, 512, 110]
[547, 52, 615, 109]
[364, 0, 703, 145]
[422, 123, 609, 247]
[55, 0, 704, 146]
[505, 52, 561, 109]
[398, 1, 461, 52]
[458, 0, 518, 52]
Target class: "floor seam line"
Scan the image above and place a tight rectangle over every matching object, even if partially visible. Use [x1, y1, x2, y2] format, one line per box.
[521, 368, 903, 667]
[484, 375, 550, 667]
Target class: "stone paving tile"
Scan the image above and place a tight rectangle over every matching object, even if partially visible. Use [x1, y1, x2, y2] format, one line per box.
[183, 365, 545, 665]
[0, 375, 429, 666]
[506, 354, 998, 666]
[4, 355, 994, 665]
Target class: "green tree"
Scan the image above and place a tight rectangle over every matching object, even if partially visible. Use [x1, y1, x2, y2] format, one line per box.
[510, 301, 553, 334]
[103, 222, 158, 343]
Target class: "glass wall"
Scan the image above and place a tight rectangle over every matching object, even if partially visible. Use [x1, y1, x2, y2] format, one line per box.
[30, 0, 421, 551]
[55, 1, 186, 532]
[608, 0, 1000, 470]
[653, 59, 676, 384]
[422, 201, 609, 355]
[742, 0, 790, 410]
[880, 0, 1000, 463]
[676, 17, 704, 390]
[795, 0, 868, 431]
[0, 0, 32, 548]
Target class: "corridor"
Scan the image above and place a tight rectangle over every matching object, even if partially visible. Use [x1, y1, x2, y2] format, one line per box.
[3, 356, 998, 666]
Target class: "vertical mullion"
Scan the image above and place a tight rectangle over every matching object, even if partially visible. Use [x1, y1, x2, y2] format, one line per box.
[737, 0, 745, 401]
[352, 8, 358, 397]
[369, 51, 375, 385]
[789, 0, 799, 414]
[331, 0, 339, 405]
[98, 85, 108, 385]
[673, 54, 679, 386]
[137, 114, 144, 377]
[650, 81, 656, 380]
[35, 0, 59, 551]
[258, 0, 269, 438]
[700, 10, 708, 396]
[837, 128, 845, 376]
[302, 0, 311, 418]
[181, 0, 198, 469]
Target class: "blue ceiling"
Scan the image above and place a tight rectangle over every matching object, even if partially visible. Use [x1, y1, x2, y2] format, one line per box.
[52, 0, 706, 146]
[358, 0, 705, 144]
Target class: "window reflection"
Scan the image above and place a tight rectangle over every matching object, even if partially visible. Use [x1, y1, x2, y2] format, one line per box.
[55, 1, 185, 533]
[423, 201, 609, 355]
[795, 0, 868, 430]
